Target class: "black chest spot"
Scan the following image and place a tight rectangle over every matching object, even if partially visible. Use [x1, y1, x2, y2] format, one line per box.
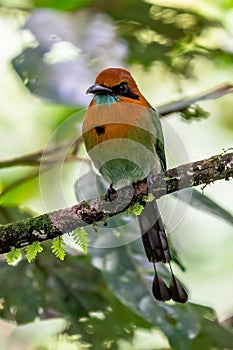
[95, 125, 105, 136]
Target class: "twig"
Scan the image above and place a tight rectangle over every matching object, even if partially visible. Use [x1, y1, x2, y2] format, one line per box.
[158, 83, 233, 116]
[0, 151, 232, 255]
[0, 140, 80, 169]
[0, 169, 40, 198]
[0, 138, 89, 198]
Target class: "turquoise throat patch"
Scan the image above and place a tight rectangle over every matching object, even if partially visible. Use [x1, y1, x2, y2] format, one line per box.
[94, 94, 118, 105]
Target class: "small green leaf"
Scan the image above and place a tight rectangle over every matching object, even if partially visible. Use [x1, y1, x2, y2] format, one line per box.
[71, 227, 89, 254]
[143, 193, 155, 203]
[126, 202, 146, 217]
[133, 203, 144, 216]
[6, 248, 22, 265]
[25, 241, 43, 263]
[51, 237, 66, 261]
[125, 207, 133, 216]
[179, 104, 210, 121]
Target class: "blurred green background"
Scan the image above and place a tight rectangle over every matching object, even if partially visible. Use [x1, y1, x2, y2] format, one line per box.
[0, 0, 232, 349]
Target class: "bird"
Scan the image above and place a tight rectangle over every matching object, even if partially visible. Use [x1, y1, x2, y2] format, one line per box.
[82, 67, 188, 303]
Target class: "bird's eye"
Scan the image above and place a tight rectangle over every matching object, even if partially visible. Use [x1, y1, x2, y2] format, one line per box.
[119, 83, 128, 94]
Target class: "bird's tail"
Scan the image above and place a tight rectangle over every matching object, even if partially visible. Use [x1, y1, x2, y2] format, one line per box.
[138, 200, 188, 303]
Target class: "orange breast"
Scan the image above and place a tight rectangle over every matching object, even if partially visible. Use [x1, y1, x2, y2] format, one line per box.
[82, 101, 155, 152]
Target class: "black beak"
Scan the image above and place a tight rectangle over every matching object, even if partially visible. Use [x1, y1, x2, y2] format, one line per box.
[86, 84, 112, 95]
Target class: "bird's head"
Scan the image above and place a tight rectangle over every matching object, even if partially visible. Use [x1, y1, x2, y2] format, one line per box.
[86, 68, 150, 106]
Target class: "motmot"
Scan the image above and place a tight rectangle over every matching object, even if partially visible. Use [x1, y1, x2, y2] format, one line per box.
[82, 68, 188, 303]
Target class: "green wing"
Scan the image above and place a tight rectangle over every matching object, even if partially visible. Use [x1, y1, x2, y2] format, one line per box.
[150, 107, 167, 171]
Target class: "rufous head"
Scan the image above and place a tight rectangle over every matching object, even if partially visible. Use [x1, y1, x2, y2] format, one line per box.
[86, 68, 150, 107]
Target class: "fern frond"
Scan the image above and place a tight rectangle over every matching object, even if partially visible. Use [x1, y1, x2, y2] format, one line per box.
[133, 203, 144, 216]
[6, 248, 22, 265]
[51, 237, 66, 261]
[71, 228, 89, 254]
[25, 241, 43, 262]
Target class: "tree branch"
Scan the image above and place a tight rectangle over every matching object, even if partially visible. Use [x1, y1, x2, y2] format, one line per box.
[0, 139, 88, 199]
[0, 139, 84, 169]
[158, 83, 233, 116]
[0, 151, 232, 255]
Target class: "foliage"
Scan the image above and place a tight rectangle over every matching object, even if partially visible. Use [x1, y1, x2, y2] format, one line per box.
[28, 0, 233, 73]
[176, 188, 233, 226]
[11, 0, 233, 106]
[71, 227, 89, 254]
[6, 248, 22, 265]
[51, 237, 66, 260]
[0, 245, 153, 348]
[0, 317, 90, 349]
[1, 240, 233, 349]
[179, 104, 210, 121]
[0, 0, 232, 349]
[25, 241, 44, 262]
[89, 239, 233, 350]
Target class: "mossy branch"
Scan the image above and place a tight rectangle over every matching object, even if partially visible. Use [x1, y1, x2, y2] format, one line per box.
[0, 151, 232, 255]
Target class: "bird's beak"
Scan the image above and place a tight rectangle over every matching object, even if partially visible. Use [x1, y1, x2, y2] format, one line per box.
[86, 84, 112, 95]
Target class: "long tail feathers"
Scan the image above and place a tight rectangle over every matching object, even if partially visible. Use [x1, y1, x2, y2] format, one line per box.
[138, 200, 188, 303]
[152, 261, 171, 301]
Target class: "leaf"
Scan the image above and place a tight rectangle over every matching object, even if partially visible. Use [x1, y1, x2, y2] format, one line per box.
[0, 243, 152, 349]
[71, 228, 89, 253]
[51, 237, 66, 261]
[133, 203, 144, 216]
[89, 238, 199, 350]
[143, 193, 155, 203]
[10, 318, 68, 343]
[176, 189, 233, 226]
[6, 249, 22, 266]
[25, 241, 43, 263]
[12, 2, 233, 107]
[190, 305, 233, 350]
[179, 104, 210, 121]
[89, 233, 233, 349]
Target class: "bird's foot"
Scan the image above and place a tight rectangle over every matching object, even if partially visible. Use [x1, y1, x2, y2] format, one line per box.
[133, 178, 148, 198]
[105, 185, 118, 202]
